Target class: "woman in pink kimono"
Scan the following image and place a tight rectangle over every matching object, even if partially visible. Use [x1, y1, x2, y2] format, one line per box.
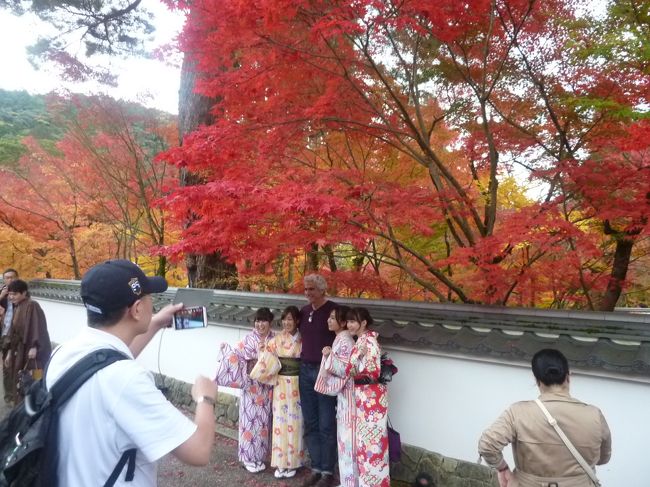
[265, 306, 304, 478]
[230, 307, 275, 473]
[345, 307, 389, 487]
[321, 305, 357, 487]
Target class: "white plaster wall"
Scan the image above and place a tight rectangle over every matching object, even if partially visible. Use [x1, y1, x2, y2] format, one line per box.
[38, 298, 247, 396]
[38, 298, 647, 486]
[385, 347, 648, 487]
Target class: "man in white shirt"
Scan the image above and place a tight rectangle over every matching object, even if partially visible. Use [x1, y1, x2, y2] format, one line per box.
[46, 259, 217, 487]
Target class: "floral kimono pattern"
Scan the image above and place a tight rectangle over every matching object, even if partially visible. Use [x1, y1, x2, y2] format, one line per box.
[214, 343, 245, 388]
[326, 329, 357, 487]
[267, 331, 305, 469]
[234, 329, 275, 464]
[346, 330, 389, 487]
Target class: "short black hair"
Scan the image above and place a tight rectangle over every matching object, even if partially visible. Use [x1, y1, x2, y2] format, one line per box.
[7, 279, 28, 294]
[87, 307, 129, 328]
[344, 307, 373, 328]
[532, 348, 569, 386]
[254, 307, 274, 322]
[3, 268, 18, 277]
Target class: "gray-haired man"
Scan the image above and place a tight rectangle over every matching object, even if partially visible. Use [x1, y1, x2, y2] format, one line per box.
[298, 274, 337, 487]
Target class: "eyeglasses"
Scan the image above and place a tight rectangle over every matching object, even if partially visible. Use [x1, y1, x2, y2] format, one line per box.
[308, 310, 314, 323]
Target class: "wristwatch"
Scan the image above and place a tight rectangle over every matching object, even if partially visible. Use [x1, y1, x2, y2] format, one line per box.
[195, 395, 216, 407]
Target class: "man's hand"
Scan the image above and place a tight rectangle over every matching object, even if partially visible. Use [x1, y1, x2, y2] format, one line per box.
[27, 347, 37, 360]
[0, 286, 8, 301]
[497, 467, 512, 487]
[192, 375, 217, 402]
[150, 303, 184, 331]
[130, 302, 184, 358]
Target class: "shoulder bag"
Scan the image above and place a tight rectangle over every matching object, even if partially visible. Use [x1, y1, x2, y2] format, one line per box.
[314, 355, 347, 396]
[534, 399, 601, 487]
[249, 349, 281, 385]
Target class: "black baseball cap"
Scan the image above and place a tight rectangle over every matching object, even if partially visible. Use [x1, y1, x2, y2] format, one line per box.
[81, 259, 168, 315]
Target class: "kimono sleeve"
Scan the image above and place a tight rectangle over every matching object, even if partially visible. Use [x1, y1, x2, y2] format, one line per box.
[327, 336, 353, 378]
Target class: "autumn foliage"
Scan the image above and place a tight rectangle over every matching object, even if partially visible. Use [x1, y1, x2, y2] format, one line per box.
[1, 0, 648, 309]
[154, 0, 650, 307]
[0, 93, 184, 282]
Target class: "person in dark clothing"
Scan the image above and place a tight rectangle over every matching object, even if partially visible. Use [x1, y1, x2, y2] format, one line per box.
[0, 268, 18, 403]
[4, 279, 51, 404]
[298, 274, 337, 487]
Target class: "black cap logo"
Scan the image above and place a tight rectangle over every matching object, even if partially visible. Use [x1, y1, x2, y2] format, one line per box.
[129, 277, 142, 296]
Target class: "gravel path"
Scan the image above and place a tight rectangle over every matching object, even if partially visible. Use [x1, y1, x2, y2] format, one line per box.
[158, 429, 312, 487]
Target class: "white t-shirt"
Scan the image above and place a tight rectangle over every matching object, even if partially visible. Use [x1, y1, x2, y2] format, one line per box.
[46, 328, 197, 487]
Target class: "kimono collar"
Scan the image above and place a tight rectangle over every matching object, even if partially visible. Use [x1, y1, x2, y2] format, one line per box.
[360, 329, 377, 339]
[254, 329, 273, 341]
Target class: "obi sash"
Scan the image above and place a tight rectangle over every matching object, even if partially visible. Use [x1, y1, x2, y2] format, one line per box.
[278, 357, 301, 376]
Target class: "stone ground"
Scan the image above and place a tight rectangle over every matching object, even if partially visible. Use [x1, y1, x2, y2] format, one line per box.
[157, 415, 315, 487]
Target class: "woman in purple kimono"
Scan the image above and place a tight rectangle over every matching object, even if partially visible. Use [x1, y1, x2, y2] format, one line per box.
[231, 307, 275, 473]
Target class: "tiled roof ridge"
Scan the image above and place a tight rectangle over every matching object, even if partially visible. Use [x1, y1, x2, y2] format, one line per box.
[30, 279, 650, 378]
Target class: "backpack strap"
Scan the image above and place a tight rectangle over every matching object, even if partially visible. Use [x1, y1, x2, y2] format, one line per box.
[46, 348, 135, 485]
[104, 448, 137, 487]
[48, 348, 129, 407]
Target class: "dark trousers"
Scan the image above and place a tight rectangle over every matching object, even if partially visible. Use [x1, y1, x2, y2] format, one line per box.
[299, 362, 337, 474]
[1, 336, 13, 404]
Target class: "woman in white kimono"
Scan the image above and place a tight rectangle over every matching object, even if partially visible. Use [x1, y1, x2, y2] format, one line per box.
[321, 305, 357, 487]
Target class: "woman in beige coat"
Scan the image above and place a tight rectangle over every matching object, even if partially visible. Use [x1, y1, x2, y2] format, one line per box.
[478, 349, 611, 487]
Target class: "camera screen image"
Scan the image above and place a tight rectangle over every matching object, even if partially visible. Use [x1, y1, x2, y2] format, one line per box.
[174, 307, 207, 330]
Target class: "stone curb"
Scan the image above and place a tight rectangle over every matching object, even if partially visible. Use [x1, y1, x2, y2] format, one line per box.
[154, 373, 497, 486]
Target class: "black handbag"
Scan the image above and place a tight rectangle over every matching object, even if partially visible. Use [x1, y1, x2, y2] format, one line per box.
[16, 359, 41, 396]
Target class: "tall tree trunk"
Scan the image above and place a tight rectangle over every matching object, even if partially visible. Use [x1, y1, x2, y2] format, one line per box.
[323, 244, 337, 272]
[178, 54, 238, 289]
[306, 243, 319, 272]
[67, 234, 81, 279]
[156, 255, 167, 277]
[598, 221, 637, 311]
[598, 236, 634, 311]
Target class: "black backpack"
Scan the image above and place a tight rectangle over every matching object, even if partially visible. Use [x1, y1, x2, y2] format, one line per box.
[0, 348, 137, 487]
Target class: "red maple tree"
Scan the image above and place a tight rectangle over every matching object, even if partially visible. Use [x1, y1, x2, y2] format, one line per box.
[159, 0, 648, 306]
